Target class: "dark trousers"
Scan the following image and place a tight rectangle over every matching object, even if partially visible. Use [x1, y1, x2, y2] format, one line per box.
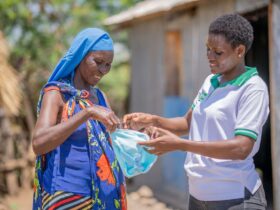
[188, 185, 267, 210]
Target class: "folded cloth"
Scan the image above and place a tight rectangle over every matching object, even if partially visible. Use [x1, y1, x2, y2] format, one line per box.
[110, 129, 157, 178]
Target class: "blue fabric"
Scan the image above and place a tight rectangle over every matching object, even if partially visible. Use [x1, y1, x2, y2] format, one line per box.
[33, 79, 127, 210]
[110, 129, 158, 178]
[48, 28, 114, 82]
[43, 102, 91, 195]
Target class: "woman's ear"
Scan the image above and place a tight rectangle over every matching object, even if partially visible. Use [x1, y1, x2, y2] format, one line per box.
[235, 44, 246, 58]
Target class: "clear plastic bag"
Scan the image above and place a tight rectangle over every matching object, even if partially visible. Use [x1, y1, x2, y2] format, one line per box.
[110, 129, 157, 178]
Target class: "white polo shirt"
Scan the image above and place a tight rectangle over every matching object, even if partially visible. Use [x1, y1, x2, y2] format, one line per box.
[184, 66, 269, 201]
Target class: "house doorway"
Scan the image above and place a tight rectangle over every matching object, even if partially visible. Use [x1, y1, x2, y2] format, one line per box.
[243, 7, 273, 206]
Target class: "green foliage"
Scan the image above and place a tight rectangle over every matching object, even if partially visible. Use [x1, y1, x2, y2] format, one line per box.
[0, 0, 142, 115]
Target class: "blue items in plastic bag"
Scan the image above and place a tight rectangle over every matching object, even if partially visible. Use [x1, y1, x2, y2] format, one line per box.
[110, 129, 157, 178]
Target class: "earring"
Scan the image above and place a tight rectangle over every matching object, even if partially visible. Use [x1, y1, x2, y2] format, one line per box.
[238, 54, 242, 58]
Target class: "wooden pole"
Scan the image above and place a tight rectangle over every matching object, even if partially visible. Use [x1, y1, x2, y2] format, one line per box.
[268, 0, 280, 209]
[2, 117, 19, 195]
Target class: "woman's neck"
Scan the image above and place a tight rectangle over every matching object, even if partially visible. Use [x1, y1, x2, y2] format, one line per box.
[73, 69, 91, 91]
[220, 62, 246, 84]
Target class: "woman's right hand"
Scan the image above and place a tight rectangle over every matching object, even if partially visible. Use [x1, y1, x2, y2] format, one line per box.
[86, 105, 120, 132]
[123, 112, 155, 131]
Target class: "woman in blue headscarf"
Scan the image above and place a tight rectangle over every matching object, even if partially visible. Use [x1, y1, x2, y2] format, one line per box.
[32, 28, 127, 210]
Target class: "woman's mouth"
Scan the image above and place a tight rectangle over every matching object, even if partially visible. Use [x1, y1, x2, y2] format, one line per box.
[209, 63, 217, 68]
[90, 77, 101, 85]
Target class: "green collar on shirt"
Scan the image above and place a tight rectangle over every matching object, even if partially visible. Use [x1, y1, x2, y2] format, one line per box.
[210, 66, 258, 89]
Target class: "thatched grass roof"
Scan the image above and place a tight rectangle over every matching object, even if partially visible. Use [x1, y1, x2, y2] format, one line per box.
[0, 32, 22, 116]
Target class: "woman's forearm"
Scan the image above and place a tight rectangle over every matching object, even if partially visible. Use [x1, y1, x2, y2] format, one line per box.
[153, 116, 189, 136]
[32, 109, 89, 155]
[177, 137, 253, 160]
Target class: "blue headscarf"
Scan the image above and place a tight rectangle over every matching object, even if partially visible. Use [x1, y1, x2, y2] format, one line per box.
[48, 28, 114, 82]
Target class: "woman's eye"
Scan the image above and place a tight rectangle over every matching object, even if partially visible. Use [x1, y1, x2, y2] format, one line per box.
[95, 60, 102, 64]
[215, 51, 223, 56]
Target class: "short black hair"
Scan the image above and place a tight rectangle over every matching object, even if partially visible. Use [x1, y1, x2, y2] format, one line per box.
[209, 13, 254, 53]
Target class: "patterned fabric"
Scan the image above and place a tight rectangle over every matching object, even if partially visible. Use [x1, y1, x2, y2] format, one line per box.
[42, 190, 92, 210]
[33, 79, 127, 210]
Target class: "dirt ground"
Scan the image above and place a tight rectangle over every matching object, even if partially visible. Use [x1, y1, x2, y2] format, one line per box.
[0, 185, 177, 210]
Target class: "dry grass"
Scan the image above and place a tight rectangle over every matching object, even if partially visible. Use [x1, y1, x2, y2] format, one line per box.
[0, 32, 22, 116]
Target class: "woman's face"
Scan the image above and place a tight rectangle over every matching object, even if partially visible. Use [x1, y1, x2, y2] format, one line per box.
[206, 33, 245, 75]
[78, 51, 113, 86]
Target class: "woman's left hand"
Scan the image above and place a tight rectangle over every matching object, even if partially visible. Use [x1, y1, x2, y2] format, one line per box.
[139, 127, 183, 156]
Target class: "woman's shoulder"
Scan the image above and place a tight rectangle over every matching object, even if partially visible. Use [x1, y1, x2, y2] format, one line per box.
[244, 75, 268, 92]
[38, 81, 68, 110]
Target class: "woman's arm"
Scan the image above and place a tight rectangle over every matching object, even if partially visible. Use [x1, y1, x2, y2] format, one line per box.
[140, 127, 254, 160]
[32, 90, 89, 155]
[180, 135, 254, 160]
[123, 109, 192, 136]
[32, 90, 120, 155]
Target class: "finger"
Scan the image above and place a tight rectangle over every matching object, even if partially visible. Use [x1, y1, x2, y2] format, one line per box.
[110, 121, 117, 132]
[114, 114, 121, 124]
[111, 115, 120, 131]
[138, 140, 156, 146]
[122, 115, 130, 128]
[127, 113, 145, 129]
[153, 127, 170, 136]
[123, 114, 129, 124]
[148, 127, 159, 138]
[144, 128, 152, 137]
[123, 114, 135, 129]
[151, 130, 158, 139]
[123, 113, 137, 123]
[143, 146, 156, 154]
[110, 113, 120, 126]
[143, 148, 153, 154]
[155, 130, 163, 138]
[144, 126, 153, 135]
[123, 121, 128, 129]
[143, 146, 164, 156]
[134, 115, 152, 128]
[107, 126, 113, 133]
[123, 120, 131, 129]
[105, 119, 114, 132]
[143, 128, 149, 135]
[147, 149, 159, 155]
[111, 126, 117, 133]
[130, 121, 140, 130]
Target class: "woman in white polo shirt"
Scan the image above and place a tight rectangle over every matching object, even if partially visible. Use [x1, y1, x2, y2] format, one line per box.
[123, 14, 269, 209]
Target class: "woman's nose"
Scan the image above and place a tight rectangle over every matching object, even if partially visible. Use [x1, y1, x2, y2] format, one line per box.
[98, 65, 110, 75]
[207, 50, 215, 60]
